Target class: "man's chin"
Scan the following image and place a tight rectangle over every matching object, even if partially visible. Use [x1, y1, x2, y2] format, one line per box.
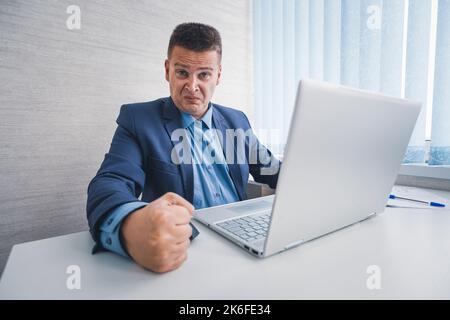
[181, 103, 206, 116]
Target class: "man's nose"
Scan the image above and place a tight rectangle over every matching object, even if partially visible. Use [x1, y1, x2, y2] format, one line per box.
[185, 76, 199, 92]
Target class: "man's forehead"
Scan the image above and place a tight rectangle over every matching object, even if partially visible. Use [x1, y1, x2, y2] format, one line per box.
[170, 46, 220, 69]
[174, 62, 215, 71]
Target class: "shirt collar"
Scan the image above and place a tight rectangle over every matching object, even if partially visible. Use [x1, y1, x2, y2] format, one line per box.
[180, 103, 214, 129]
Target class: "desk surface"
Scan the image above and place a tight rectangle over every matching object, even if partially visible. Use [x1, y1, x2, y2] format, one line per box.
[1, 186, 450, 299]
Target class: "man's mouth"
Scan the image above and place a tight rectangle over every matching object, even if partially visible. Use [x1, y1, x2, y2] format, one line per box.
[184, 95, 201, 101]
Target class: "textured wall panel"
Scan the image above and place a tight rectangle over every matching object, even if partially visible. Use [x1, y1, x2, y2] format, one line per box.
[0, 0, 252, 275]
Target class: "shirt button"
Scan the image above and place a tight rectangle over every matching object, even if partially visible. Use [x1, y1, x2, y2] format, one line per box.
[215, 193, 221, 198]
[106, 238, 112, 246]
[195, 200, 203, 207]
[207, 165, 212, 170]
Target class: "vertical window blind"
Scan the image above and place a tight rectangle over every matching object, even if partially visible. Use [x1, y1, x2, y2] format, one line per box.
[253, 0, 450, 165]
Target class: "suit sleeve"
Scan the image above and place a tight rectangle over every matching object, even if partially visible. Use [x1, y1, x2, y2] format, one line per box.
[240, 112, 281, 189]
[86, 105, 147, 243]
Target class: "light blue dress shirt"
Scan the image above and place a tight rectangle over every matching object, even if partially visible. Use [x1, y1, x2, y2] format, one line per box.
[180, 104, 240, 209]
[99, 104, 240, 258]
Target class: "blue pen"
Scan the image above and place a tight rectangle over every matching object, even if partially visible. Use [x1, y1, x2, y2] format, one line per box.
[389, 194, 446, 207]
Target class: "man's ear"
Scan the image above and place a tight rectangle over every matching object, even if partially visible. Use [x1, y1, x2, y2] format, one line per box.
[216, 64, 222, 85]
[165, 59, 170, 82]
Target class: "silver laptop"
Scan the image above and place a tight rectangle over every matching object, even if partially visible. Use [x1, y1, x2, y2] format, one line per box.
[194, 79, 421, 258]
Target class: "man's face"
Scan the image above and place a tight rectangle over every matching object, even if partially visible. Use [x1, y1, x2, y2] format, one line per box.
[165, 46, 222, 119]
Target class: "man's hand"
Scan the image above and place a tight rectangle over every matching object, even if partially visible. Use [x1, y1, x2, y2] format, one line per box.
[120, 192, 195, 273]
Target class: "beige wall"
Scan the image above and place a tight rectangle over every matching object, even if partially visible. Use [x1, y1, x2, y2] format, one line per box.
[0, 0, 252, 275]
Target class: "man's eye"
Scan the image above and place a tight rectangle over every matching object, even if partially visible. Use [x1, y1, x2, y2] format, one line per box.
[199, 72, 211, 80]
[176, 70, 188, 77]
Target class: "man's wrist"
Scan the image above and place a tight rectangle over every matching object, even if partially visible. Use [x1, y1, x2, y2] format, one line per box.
[99, 201, 148, 258]
[118, 206, 144, 258]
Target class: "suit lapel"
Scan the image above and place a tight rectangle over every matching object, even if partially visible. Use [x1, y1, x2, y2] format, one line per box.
[162, 98, 194, 203]
[212, 107, 245, 201]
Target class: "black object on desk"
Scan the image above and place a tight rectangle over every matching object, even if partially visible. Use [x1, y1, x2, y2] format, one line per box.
[190, 222, 200, 240]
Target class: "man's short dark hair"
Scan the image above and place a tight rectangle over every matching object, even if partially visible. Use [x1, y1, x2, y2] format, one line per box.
[168, 23, 222, 61]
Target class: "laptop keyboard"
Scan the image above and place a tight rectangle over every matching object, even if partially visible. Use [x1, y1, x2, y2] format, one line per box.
[216, 212, 271, 242]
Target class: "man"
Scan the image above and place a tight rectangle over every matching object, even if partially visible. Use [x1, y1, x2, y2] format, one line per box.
[87, 23, 280, 273]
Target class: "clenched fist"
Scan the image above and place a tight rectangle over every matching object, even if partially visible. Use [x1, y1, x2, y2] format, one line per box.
[120, 192, 195, 273]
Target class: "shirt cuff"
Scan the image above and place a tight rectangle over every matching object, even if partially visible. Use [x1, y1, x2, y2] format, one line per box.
[99, 201, 148, 258]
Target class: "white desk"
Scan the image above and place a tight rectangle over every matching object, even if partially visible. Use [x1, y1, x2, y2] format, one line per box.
[1, 186, 450, 300]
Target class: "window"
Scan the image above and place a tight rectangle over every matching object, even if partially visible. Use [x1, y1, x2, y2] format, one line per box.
[253, 0, 450, 168]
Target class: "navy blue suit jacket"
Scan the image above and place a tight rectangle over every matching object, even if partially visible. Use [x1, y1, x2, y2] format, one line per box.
[87, 97, 280, 243]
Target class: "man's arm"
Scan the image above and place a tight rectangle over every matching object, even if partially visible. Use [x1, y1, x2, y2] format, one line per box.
[240, 111, 281, 189]
[248, 141, 281, 189]
[86, 105, 195, 273]
[86, 105, 147, 244]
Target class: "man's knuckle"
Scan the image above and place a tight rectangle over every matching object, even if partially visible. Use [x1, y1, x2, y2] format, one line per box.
[153, 210, 170, 225]
[148, 233, 168, 253]
[165, 192, 177, 200]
